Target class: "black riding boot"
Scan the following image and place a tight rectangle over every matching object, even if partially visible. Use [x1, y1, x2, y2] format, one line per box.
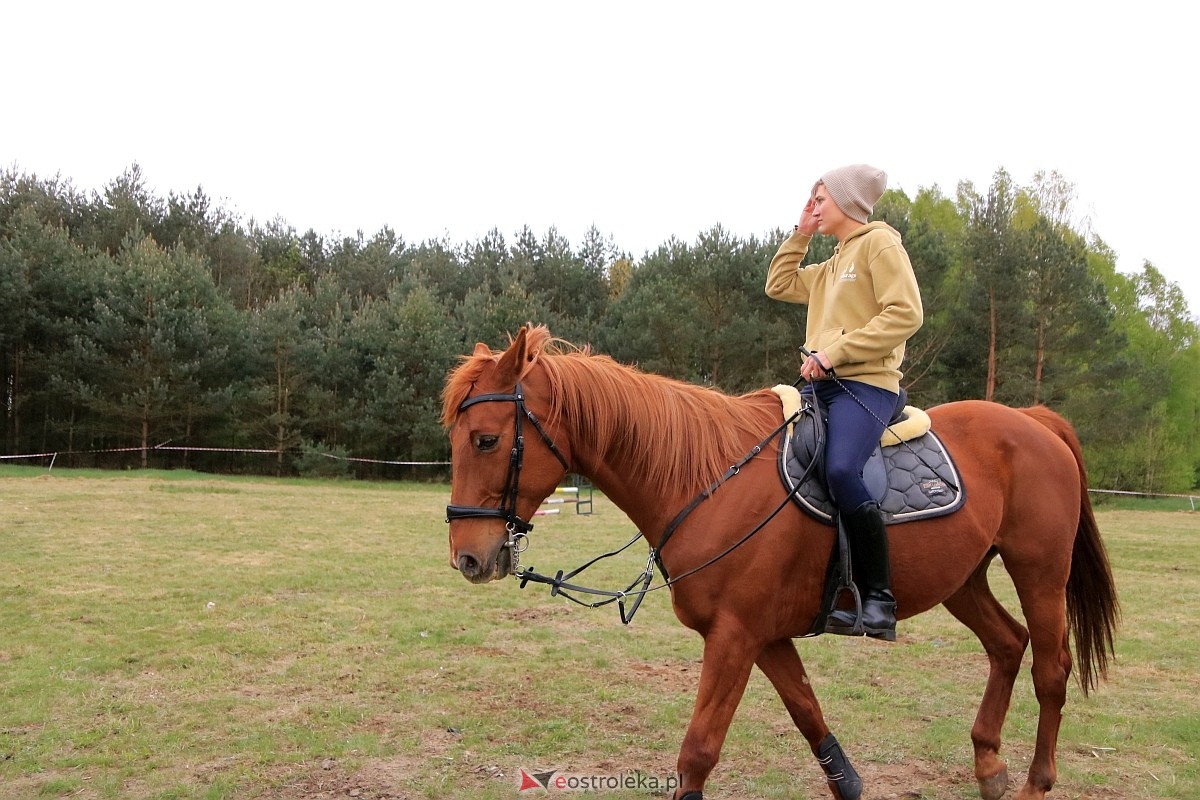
[825, 501, 897, 641]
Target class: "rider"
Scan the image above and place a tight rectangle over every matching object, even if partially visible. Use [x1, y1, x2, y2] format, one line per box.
[765, 164, 923, 640]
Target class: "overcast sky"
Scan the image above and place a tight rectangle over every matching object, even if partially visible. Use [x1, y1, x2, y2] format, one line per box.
[6, 1, 1198, 316]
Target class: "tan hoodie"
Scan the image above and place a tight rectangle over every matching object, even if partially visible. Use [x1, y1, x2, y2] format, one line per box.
[765, 221, 923, 393]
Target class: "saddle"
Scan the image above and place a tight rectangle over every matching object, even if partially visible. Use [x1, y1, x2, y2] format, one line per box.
[772, 384, 967, 637]
[772, 385, 965, 525]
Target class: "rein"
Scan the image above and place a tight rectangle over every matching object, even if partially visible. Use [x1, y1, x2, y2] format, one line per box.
[510, 382, 820, 624]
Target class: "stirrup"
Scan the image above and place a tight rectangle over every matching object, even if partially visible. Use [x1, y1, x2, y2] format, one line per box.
[824, 587, 897, 642]
[823, 582, 865, 636]
[826, 612, 896, 641]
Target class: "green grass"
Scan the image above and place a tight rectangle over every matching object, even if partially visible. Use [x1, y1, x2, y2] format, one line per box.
[0, 466, 1196, 799]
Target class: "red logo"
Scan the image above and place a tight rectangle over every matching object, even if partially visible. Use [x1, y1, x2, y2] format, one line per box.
[517, 768, 558, 792]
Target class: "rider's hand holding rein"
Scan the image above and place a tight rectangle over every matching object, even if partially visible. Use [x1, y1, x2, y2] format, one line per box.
[802, 351, 832, 381]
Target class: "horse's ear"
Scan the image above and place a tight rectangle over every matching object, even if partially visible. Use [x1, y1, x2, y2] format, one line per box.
[495, 326, 538, 384]
[472, 342, 490, 357]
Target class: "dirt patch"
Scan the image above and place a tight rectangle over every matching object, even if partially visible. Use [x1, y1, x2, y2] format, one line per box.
[275, 758, 417, 800]
[627, 658, 704, 695]
[503, 605, 575, 623]
[269, 727, 461, 800]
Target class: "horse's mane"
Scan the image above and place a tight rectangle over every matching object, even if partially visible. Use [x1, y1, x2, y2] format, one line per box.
[443, 326, 776, 493]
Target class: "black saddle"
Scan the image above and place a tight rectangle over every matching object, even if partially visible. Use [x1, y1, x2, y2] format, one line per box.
[777, 389, 966, 525]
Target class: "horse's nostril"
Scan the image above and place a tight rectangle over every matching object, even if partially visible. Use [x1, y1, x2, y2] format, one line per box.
[458, 553, 480, 576]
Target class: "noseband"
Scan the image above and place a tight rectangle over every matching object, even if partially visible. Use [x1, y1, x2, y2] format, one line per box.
[445, 383, 569, 568]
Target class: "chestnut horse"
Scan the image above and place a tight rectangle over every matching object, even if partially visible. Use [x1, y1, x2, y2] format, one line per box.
[442, 325, 1117, 800]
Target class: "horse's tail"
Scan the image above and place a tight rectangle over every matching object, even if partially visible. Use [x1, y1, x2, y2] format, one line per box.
[1021, 405, 1120, 696]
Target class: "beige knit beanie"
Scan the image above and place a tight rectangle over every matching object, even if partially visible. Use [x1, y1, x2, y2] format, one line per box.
[812, 164, 887, 224]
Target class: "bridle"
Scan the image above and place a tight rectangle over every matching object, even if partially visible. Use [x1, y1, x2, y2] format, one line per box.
[444, 383, 569, 570]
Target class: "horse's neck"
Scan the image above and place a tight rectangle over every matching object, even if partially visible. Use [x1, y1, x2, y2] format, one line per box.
[570, 459, 683, 550]
[561, 378, 782, 548]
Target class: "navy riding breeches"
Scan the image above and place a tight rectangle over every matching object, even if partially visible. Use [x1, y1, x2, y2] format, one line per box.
[805, 379, 899, 510]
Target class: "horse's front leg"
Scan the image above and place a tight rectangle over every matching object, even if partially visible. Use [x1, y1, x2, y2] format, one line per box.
[756, 638, 863, 800]
[673, 625, 758, 800]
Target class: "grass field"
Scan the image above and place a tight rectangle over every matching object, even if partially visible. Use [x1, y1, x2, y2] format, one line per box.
[1, 466, 1197, 799]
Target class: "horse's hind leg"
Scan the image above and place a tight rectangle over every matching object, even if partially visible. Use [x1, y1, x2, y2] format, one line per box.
[941, 557, 1030, 800]
[1000, 555, 1074, 800]
[756, 638, 862, 800]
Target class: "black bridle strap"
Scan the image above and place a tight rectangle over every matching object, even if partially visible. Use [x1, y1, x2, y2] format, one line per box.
[445, 383, 568, 539]
[458, 388, 569, 470]
[522, 405, 569, 471]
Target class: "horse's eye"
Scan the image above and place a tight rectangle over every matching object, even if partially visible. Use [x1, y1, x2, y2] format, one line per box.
[475, 434, 500, 452]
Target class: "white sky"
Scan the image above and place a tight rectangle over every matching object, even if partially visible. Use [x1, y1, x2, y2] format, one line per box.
[5, 1, 1198, 315]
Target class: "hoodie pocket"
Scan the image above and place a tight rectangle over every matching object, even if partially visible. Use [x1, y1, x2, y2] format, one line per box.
[810, 327, 844, 351]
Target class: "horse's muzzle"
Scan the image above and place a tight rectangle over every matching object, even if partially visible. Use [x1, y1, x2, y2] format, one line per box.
[455, 542, 512, 584]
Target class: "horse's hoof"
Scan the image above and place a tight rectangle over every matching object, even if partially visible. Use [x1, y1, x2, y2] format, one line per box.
[977, 766, 1009, 800]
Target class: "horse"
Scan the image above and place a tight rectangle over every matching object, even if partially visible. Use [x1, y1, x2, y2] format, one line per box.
[442, 324, 1118, 800]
